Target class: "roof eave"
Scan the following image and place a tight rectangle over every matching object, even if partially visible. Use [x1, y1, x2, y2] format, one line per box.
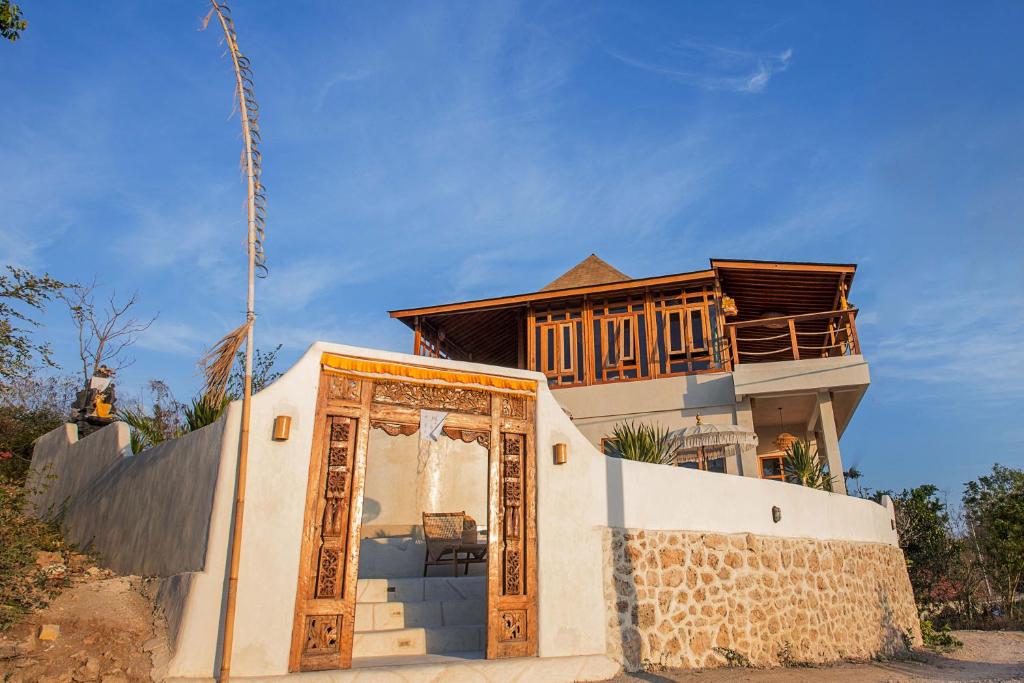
[389, 268, 716, 320]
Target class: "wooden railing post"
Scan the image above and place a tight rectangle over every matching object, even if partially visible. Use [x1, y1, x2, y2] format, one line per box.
[729, 325, 739, 368]
[847, 310, 860, 355]
[788, 319, 800, 360]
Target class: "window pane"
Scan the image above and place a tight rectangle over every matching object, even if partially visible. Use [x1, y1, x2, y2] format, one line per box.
[691, 309, 705, 349]
[621, 319, 633, 360]
[561, 325, 573, 372]
[706, 455, 726, 473]
[593, 320, 602, 378]
[606, 320, 618, 365]
[576, 323, 585, 382]
[656, 312, 667, 374]
[534, 327, 541, 372]
[546, 327, 555, 372]
[638, 315, 649, 377]
[669, 312, 683, 352]
[761, 457, 783, 479]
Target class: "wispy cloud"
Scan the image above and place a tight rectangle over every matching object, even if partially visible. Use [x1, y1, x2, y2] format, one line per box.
[608, 40, 792, 93]
[134, 319, 206, 356]
[870, 288, 1024, 400]
[259, 256, 369, 310]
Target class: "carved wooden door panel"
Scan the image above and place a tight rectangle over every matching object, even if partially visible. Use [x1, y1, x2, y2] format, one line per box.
[486, 395, 538, 658]
[289, 375, 369, 672]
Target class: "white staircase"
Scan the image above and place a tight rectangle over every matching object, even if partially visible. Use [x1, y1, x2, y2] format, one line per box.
[352, 576, 487, 660]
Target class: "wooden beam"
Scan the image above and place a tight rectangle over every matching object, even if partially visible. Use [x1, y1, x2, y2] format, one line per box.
[711, 259, 856, 274]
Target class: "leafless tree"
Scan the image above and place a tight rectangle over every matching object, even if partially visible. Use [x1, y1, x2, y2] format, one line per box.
[61, 280, 157, 386]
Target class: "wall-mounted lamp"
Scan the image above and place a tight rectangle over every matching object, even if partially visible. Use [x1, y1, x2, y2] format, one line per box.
[553, 442, 568, 465]
[771, 505, 782, 524]
[272, 415, 292, 441]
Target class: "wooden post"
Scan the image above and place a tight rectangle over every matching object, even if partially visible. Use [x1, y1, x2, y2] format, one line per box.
[788, 318, 800, 360]
[643, 289, 659, 379]
[847, 310, 860, 355]
[582, 297, 594, 386]
[526, 306, 536, 373]
[413, 317, 422, 356]
[729, 325, 739, 368]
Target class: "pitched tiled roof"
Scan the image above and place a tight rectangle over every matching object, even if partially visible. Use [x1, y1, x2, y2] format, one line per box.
[540, 254, 630, 292]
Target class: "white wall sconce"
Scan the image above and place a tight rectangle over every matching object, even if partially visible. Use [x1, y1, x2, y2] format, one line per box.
[772, 505, 782, 523]
[272, 415, 292, 441]
[553, 442, 568, 465]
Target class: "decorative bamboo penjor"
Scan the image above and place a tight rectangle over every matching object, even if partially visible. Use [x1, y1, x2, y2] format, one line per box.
[200, 2, 267, 681]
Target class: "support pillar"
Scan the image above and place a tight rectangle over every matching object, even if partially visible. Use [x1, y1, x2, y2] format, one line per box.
[734, 397, 759, 478]
[815, 391, 847, 494]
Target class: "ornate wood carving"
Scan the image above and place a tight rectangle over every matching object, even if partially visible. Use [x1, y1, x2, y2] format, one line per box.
[372, 380, 490, 415]
[315, 548, 340, 598]
[370, 420, 418, 437]
[292, 412, 360, 671]
[295, 370, 537, 671]
[499, 610, 526, 643]
[501, 433, 525, 595]
[327, 375, 360, 402]
[442, 426, 490, 448]
[303, 615, 340, 655]
[500, 395, 526, 420]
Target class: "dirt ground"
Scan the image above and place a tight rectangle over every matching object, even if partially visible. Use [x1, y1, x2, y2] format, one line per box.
[0, 567, 168, 683]
[611, 631, 1024, 682]
[3, 568, 1022, 682]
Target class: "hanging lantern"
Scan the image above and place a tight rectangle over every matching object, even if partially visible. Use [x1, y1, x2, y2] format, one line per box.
[775, 431, 797, 453]
[721, 295, 738, 317]
[774, 406, 797, 453]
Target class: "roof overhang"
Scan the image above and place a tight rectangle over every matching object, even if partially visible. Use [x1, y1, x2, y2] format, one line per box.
[388, 268, 716, 322]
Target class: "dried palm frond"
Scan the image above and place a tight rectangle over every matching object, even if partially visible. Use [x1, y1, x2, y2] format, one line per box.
[198, 320, 251, 406]
[202, 1, 267, 276]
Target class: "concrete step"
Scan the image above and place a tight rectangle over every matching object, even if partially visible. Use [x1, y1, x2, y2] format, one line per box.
[356, 576, 487, 604]
[355, 597, 486, 631]
[351, 624, 485, 658]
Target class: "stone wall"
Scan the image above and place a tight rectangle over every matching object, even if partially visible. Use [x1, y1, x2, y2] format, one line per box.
[603, 528, 920, 670]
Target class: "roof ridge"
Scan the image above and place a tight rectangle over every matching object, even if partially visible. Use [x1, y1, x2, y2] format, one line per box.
[540, 254, 630, 292]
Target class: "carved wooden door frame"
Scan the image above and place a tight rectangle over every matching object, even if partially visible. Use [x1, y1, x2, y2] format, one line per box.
[288, 356, 537, 672]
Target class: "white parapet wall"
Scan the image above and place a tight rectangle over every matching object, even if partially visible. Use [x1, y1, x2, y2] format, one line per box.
[28, 342, 910, 680]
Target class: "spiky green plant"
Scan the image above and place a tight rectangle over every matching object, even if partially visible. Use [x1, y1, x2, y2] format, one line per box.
[608, 421, 681, 465]
[116, 407, 167, 454]
[783, 439, 834, 491]
[182, 396, 230, 432]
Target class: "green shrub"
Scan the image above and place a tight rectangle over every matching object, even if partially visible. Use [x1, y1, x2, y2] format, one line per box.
[0, 479, 67, 630]
[920, 618, 962, 652]
[607, 421, 681, 465]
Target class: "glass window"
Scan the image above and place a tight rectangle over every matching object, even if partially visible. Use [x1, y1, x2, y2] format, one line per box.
[760, 455, 785, 480]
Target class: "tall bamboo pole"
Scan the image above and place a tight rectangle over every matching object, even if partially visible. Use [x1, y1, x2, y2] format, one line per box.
[205, 3, 261, 680]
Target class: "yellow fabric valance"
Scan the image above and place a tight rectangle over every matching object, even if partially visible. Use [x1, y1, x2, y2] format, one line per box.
[320, 353, 537, 394]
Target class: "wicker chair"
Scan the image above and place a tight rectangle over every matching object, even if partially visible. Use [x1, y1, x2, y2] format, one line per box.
[422, 511, 487, 576]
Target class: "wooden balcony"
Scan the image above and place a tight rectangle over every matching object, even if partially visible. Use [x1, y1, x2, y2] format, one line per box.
[726, 309, 860, 366]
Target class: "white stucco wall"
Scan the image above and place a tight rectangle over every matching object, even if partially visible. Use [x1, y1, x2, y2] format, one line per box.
[362, 431, 488, 529]
[532, 383, 898, 659]
[31, 342, 898, 680]
[732, 355, 870, 399]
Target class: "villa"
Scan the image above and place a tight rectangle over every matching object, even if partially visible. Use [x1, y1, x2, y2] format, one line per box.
[391, 255, 865, 490]
[27, 255, 916, 682]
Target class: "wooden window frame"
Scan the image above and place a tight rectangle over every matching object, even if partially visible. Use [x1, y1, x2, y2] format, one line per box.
[759, 453, 785, 481]
[530, 303, 585, 388]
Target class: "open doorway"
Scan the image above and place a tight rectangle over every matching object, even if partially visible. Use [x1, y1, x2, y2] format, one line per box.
[354, 428, 489, 665]
[288, 359, 538, 673]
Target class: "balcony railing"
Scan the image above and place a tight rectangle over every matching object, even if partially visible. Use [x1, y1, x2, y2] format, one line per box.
[726, 309, 860, 366]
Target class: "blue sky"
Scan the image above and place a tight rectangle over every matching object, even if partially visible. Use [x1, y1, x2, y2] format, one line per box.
[3, 1, 1022, 499]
